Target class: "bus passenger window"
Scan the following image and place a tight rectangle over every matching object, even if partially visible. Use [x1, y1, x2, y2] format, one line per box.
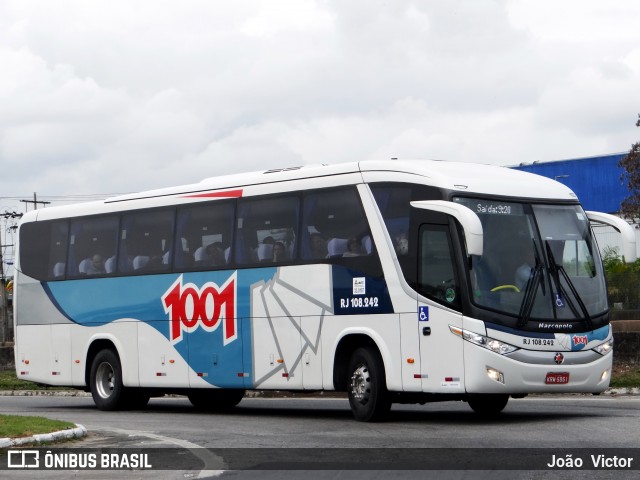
[120, 209, 174, 274]
[236, 195, 299, 265]
[371, 184, 412, 258]
[68, 216, 119, 278]
[302, 188, 374, 260]
[19, 220, 69, 281]
[175, 201, 235, 270]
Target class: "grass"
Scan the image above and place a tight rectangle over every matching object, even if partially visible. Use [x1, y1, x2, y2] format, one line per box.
[610, 364, 640, 389]
[0, 415, 75, 439]
[0, 369, 66, 391]
[0, 370, 77, 440]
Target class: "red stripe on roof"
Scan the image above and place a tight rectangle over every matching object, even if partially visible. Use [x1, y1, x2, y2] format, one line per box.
[182, 189, 243, 199]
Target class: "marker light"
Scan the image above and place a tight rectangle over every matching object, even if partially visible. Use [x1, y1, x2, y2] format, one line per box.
[449, 326, 519, 355]
[593, 338, 613, 356]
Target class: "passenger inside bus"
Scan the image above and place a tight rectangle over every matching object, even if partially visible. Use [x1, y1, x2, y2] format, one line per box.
[343, 237, 365, 257]
[514, 248, 536, 291]
[309, 233, 327, 259]
[85, 254, 106, 275]
[273, 241, 287, 262]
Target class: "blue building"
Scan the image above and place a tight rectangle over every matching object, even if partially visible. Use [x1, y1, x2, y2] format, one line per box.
[512, 152, 639, 263]
[512, 152, 629, 214]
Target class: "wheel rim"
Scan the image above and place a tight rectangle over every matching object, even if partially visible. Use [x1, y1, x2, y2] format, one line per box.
[95, 362, 115, 399]
[350, 364, 370, 404]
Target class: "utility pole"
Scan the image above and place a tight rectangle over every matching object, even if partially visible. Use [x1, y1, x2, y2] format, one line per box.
[1, 211, 22, 344]
[20, 192, 50, 211]
[0, 244, 10, 344]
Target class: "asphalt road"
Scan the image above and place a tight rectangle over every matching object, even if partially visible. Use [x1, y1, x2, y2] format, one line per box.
[1, 394, 639, 479]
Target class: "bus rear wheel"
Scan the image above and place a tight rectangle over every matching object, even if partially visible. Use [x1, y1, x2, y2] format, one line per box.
[467, 394, 509, 416]
[90, 349, 126, 411]
[347, 347, 391, 422]
[188, 389, 245, 411]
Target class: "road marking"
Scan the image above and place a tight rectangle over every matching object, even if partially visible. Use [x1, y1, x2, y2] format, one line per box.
[92, 426, 224, 478]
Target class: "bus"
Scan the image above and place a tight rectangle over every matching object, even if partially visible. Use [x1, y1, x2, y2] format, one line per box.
[13, 160, 637, 421]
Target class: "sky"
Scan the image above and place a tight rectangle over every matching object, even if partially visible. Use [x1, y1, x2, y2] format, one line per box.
[1, 0, 640, 217]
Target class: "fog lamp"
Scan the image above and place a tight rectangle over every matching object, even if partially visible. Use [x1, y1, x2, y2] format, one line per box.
[486, 367, 505, 384]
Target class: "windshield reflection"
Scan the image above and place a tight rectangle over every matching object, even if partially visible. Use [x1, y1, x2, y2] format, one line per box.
[453, 198, 607, 323]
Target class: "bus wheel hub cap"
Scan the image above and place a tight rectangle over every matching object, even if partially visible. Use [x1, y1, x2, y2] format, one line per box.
[350, 365, 370, 403]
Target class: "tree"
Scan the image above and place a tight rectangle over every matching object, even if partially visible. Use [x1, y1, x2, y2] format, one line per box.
[602, 247, 640, 311]
[619, 113, 640, 220]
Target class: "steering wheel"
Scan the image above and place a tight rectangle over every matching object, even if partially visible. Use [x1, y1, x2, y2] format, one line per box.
[490, 284, 520, 293]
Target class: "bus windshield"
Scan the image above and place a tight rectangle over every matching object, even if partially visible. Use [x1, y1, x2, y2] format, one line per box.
[453, 198, 607, 323]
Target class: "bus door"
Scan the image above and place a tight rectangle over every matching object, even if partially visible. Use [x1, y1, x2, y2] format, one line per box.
[416, 222, 465, 393]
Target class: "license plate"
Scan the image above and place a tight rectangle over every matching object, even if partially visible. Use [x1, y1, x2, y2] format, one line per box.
[545, 372, 570, 384]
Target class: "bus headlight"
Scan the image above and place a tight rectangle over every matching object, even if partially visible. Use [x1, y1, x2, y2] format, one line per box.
[449, 326, 519, 355]
[593, 338, 613, 356]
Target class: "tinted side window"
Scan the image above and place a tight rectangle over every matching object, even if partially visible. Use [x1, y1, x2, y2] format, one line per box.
[120, 209, 174, 274]
[371, 182, 442, 285]
[371, 184, 412, 257]
[19, 221, 69, 280]
[236, 196, 299, 265]
[68, 216, 119, 277]
[418, 225, 460, 310]
[302, 188, 374, 260]
[175, 201, 235, 270]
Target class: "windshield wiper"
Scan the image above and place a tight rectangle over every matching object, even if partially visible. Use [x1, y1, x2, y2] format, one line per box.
[517, 241, 545, 328]
[517, 263, 541, 327]
[545, 241, 593, 330]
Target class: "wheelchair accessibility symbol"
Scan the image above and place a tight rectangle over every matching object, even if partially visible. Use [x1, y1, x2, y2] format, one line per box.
[555, 294, 565, 308]
[419, 306, 429, 322]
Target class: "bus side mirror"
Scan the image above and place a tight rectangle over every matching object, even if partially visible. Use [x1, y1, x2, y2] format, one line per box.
[410, 200, 483, 257]
[586, 211, 637, 263]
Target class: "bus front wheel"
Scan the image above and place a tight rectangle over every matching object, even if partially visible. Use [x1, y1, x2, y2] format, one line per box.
[467, 394, 509, 416]
[90, 349, 126, 411]
[347, 347, 391, 422]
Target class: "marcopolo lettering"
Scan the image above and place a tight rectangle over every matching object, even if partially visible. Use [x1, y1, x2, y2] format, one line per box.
[162, 273, 237, 345]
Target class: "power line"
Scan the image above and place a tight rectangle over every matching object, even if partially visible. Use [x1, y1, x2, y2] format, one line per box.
[1, 193, 127, 201]
[20, 193, 51, 210]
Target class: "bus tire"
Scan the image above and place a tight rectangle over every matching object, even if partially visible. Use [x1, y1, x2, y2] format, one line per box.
[123, 389, 151, 410]
[188, 389, 245, 411]
[347, 347, 391, 422]
[467, 394, 509, 416]
[90, 349, 126, 411]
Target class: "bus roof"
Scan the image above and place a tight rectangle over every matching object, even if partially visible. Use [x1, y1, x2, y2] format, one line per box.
[23, 160, 577, 222]
[105, 160, 576, 202]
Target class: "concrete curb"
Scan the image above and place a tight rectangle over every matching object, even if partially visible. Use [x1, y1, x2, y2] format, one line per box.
[0, 388, 638, 398]
[0, 390, 91, 397]
[603, 387, 640, 396]
[0, 424, 87, 448]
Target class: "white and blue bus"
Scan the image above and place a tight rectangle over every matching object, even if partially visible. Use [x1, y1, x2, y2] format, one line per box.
[13, 160, 636, 421]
